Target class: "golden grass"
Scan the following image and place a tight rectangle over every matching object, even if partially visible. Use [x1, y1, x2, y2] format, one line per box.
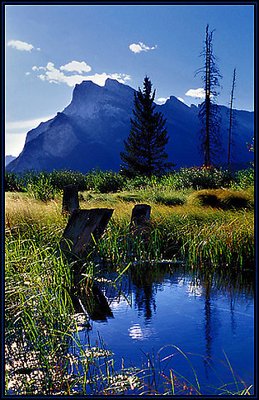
[5, 191, 254, 229]
[5, 192, 65, 229]
[187, 188, 254, 209]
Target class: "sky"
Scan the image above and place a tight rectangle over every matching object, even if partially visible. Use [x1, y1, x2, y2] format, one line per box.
[5, 4, 254, 156]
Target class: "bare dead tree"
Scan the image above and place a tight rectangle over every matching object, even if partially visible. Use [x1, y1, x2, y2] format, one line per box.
[196, 24, 222, 167]
[227, 68, 237, 168]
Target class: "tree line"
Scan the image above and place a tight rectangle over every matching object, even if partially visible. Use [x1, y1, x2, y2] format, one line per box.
[120, 24, 239, 177]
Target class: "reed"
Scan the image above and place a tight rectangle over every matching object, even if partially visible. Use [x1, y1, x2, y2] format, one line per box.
[95, 205, 254, 271]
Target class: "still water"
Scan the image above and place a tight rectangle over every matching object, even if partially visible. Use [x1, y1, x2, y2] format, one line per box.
[72, 267, 254, 395]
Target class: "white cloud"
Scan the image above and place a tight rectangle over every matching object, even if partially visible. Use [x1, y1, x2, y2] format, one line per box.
[60, 60, 92, 74]
[156, 97, 169, 104]
[32, 65, 45, 71]
[25, 72, 30, 76]
[7, 40, 35, 52]
[32, 61, 131, 87]
[129, 41, 157, 53]
[185, 88, 206, 99]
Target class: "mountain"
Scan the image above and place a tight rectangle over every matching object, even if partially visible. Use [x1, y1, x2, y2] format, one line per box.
[5, 155, 16, 167]
[6, 79, 254, 173]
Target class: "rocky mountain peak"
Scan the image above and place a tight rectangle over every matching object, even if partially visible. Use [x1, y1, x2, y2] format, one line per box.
[105, 78, 121, 88]
[6, 79, 254, 173]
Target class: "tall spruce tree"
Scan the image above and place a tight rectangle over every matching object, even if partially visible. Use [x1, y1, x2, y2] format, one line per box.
[120, 76, 173, 177]
[196, 24, 222, 167]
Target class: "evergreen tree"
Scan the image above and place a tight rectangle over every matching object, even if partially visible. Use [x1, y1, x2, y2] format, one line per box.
[196, 24, 222, 167]
[120, 76, 173, 177]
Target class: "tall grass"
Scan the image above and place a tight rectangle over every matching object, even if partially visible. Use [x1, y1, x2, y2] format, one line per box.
[5, 191, 254, 270]
[95, 204, 254, 271]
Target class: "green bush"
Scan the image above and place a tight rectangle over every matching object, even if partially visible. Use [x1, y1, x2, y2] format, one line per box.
[5, 173, 25, 192]
[49, 169, 87, 191]
[20, 170, 41, 188]
[123, 175, 157, 190]
[26, 172, 58, 202]
[164, 167, 234, 190]
[85, 170, 125, 193]
[233, 168, 254, 189]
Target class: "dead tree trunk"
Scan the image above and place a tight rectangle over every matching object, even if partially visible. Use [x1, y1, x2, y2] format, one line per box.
[62, 185, 79, 215]
[60, 208, 113, 259]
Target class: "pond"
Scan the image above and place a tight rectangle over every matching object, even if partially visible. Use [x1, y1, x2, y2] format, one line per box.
[70, 266, 254, 395]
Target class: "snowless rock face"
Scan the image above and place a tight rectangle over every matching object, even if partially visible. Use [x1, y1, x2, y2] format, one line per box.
[6, 79, 254, 173]
[25, 119, 53, 144]
[5, 155, 16, 166]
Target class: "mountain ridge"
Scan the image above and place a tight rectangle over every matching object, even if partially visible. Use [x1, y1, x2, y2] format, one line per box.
[6, 79, 254, 173]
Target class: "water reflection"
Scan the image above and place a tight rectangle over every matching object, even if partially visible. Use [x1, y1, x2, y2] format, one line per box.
[70, 263, 254, 394]
[72, 282, 114, 322]
[6, 262, 254, 396]
[134, 284, 156, 322]
[230, 295, 237, 335]
[128, 324, 155, 340]
[203, 278, 213, 377]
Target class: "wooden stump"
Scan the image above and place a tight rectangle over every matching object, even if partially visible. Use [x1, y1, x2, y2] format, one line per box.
[62, 184, 79, 214]
[60, 208, 114, 259]
[128, 204, 151, 256]
[130, 204, 151, 230]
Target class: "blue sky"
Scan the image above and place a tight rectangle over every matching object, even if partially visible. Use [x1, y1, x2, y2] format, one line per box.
[5, 4, 254, 156]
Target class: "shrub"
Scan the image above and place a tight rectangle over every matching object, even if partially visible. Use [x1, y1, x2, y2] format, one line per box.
[233, 168, 254, 189]
[163, 167, 234, 190]
[123, 175, 157, 190]
[5, 173, 25, 192]
[85, 170, 125, 193]
[26, 172, 58, 202]
[49, 170, 87, 191]
[20, 170, 41, 188]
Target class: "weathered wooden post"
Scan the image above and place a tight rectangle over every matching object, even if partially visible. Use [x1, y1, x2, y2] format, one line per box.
[62, 184, 79, 214]
[130, 204, 151, 231]
[60, 208, 114, 259]
[128, 204, 151, 257]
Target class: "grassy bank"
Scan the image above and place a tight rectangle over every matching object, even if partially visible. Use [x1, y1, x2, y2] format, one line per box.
[6, 186, 254, 270]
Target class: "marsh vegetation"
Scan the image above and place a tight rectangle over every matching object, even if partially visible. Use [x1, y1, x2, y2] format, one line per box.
[5, 168, 254, 395]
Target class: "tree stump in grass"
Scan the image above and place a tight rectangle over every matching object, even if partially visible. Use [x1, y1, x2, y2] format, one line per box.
[60, 208, 114, 259]
[62, 184, 79, 214]
[129, 204, 151, 254]
[130, 204, 151, 231]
